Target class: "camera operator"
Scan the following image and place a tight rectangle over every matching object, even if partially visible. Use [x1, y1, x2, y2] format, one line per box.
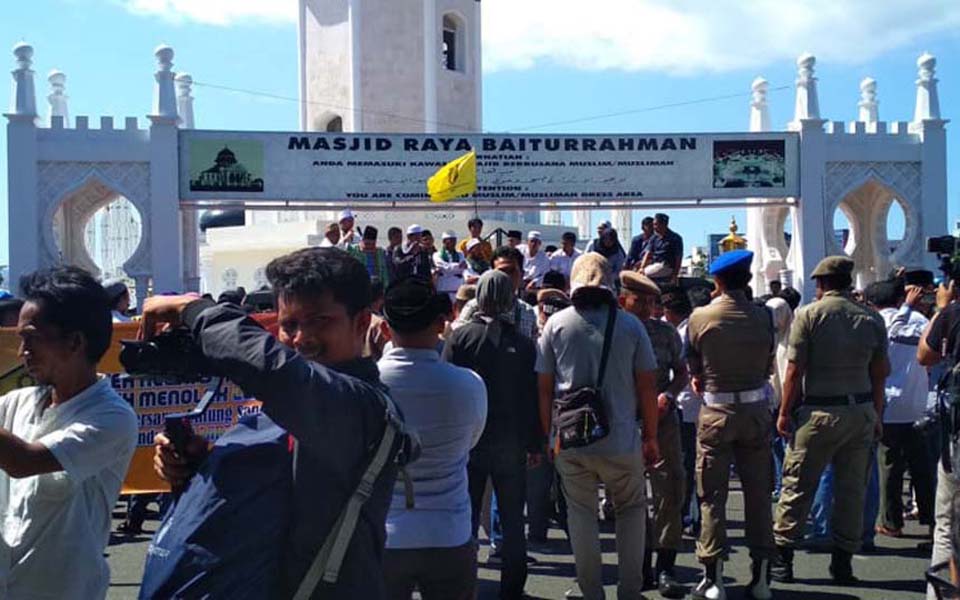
[0, 267, 137, 599]
[140, 247, 414, 599]
[919, 280, 960, 599]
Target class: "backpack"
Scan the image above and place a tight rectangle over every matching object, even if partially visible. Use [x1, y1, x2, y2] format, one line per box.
[140, 394, 417, 600]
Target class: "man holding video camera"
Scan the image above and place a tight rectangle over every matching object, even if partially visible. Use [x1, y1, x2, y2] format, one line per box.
[139, 247, 415, 599]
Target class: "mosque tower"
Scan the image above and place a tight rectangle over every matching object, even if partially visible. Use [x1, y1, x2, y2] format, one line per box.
[298, 0, 536, 224]
[299, 0, 481, 135]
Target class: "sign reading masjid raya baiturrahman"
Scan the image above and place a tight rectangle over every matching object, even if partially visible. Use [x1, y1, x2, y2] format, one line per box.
[181, 130, 799, 203]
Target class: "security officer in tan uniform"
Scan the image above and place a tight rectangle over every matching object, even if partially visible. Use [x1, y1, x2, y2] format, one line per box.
[772, 256, 889, 585]
[619, 271, 689, 599]
[686, 249, 776, 600]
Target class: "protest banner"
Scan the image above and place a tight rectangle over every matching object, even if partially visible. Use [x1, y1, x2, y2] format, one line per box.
[0, 314, 278, 494]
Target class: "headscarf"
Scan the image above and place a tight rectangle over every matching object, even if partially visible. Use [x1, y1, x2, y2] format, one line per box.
[595, 228, 626, 259]
[475, 269, 515, 346]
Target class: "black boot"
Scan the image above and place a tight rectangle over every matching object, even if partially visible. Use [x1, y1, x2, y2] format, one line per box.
[745, 557, 772, 600]
[691, 560, 725, 600]
[655, 550, 685, 599]
[829, 549, 859, 585]
[770, 545, 794, 583]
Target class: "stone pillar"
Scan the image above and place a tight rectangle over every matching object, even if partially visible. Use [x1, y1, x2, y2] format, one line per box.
[913, 52, 940, 123]
[5, 42, 40, 287]
[176, 72, 201, 292]
[46, 69, 68, 126]
[786, 53, 827, 299]
[858, 77, 878, 126]
[791, 52, 820, 124]
[574, 210, 591, 244]
[746, 76, 770, 289]
[147, 45, 183, 294]
[911, 53, 948, 272]
[611, 209, 632, 244]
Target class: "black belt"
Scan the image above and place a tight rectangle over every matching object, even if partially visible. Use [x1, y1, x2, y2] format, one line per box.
[803, 393, 872, 407]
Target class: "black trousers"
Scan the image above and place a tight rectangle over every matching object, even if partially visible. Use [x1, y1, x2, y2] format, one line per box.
[878, 423, 936, 529]
[468, 445, 528, 600]
[383, 541, 477, 600]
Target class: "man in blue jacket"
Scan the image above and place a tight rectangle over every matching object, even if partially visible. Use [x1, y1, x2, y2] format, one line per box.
[140, 247, 412, 599]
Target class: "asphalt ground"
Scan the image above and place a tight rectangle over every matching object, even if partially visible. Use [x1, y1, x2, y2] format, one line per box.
[107, 479, 931, 600]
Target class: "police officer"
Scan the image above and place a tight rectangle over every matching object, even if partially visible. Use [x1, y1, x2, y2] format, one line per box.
[686, 249, 776, 600]
[619, 271, 689, 599]
[772, 256, 889, 585]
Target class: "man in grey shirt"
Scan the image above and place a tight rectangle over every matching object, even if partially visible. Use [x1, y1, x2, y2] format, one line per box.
[537, 253, 660, 600]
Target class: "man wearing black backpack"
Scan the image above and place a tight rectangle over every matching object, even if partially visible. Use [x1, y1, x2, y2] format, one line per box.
[139, 247, 415, 599]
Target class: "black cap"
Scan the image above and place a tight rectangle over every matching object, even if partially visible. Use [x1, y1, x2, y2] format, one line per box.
[383, 278, 444, 333]
[507, 230, 522, 240]
[362, 226, 378, 241]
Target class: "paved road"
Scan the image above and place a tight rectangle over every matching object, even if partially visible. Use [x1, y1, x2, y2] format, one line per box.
[108, 481, 931, 599]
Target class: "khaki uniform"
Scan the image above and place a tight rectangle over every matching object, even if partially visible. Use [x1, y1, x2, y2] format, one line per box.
[773, 290, 886, 553]
[642, 318, 686, 552]
[686, 289, 776, 562]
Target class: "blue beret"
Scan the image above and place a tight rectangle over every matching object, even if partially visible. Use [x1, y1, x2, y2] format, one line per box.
[709, 249, 754, 275]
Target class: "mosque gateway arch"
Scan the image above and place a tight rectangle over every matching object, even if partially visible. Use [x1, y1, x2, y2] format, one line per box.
[5, 41, 947, 299]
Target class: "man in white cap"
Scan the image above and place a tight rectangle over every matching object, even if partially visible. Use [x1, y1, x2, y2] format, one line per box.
[336, 209, 360, 249]
[434, 231, 467, 301]
[521, 231, 551, 291]
[463, 238, 489, 285]
[393, 225, 433, 281]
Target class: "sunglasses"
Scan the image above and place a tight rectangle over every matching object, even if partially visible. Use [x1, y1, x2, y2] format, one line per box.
[927, 561, 960, 600]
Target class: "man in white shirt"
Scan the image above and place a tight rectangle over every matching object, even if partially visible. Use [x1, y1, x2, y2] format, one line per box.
[318, 222, 341, 248]
[521, 231, 551, 290]
[434, 231, 467, 301]
[0, 266, 137, 599]
[336, 208, 361, 249]
[548, 232, 582, 283]
[867, 279, 935, 537]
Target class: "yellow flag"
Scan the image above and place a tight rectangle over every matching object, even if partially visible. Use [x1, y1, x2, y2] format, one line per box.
[427, 150, 477, 203]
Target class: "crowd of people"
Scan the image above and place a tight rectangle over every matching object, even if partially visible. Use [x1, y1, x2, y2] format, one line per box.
[0, 209, 956, 600]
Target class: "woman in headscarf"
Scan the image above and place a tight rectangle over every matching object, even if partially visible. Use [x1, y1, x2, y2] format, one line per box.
[591, 228, 627, 285]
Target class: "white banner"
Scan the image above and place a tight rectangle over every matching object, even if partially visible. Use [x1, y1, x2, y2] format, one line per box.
[179, 131, 799, 203]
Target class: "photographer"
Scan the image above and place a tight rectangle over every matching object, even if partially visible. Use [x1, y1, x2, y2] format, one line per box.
[0, 267, 137, 599]
[919, 280, 960, 599]
[140, 248, 413, 599]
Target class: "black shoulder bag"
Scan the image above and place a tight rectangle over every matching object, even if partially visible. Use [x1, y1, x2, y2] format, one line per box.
[554, 302, 616, 450]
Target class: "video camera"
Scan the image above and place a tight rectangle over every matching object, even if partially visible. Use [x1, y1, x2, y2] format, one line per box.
[927, 235, 960, 282]
[120, 330, 222, 494]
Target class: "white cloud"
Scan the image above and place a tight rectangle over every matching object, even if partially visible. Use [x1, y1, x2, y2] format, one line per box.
[119, 0, 960, 73]
[481, 0, 960, 73]
[120, 0, 295, 26]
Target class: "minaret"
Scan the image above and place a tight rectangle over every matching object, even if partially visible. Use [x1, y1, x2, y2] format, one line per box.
[177, 72, 201, 293]
[749, 77, 770, 132]
[150, 45, 178, 123]
[9, 42, 37, 119]
[46, 70, 68, 126]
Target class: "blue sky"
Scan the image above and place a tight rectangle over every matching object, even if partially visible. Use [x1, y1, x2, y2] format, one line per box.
[2, 0, 959, 267]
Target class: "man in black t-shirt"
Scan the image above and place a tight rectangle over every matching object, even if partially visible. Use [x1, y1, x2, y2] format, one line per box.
[918, 280, 960, 600]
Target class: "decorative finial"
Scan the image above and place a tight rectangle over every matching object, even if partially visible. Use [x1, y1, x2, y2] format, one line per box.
[175, 73, 193, 97]
[750, 76, 770, 132]
[13, 42, 33, 68]
[913, 51, 940, 122]
[793, 52, 821, 122]
[719, 217, 747, 253]
[175, 73, 195, 129]
[154, 44, 174, 71]
[150, 44, 178, 123]
[8, 41, 38, 118]
[858, 77, 878, 124]
[46, 69, 69, 125]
